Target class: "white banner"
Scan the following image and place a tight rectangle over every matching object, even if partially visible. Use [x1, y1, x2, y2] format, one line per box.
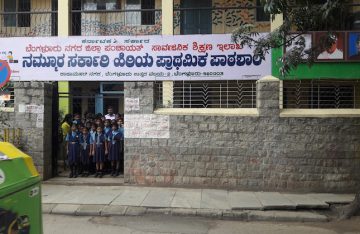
[0, 34, 271, 81]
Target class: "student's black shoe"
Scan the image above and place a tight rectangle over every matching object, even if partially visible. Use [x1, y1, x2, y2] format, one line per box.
[115, 171, 119, 177]
[99, 172, 103, 178]
[94, 172, 99, 178]
[69, 173, 73, 178]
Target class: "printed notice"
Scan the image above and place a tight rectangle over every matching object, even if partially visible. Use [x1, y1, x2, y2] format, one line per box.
[124, 114, 170, 138]
[36, 114, 44, 128]
[125, 98, 140, 112]
[25, 104, 44, 114]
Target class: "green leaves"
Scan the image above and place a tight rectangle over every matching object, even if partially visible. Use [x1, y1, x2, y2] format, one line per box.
[232, 0, 354, 76]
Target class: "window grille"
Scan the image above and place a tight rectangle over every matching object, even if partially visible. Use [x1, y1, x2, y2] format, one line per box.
[282, 80, 360, 109]
[155, 80, 256, 109]
[0, 0, 57, 37]
[71, 0, 160, 36]
[173, 3, 270, 35]
[256, 0, 270, 22]
[0, 83, 14, 111]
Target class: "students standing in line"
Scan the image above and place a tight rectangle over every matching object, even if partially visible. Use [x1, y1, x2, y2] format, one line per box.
[66, 124, 80, 178]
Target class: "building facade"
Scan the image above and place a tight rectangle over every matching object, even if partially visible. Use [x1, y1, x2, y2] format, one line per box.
[1, 0, 360, 192]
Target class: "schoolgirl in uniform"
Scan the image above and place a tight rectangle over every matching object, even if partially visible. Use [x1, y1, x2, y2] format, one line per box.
[108, 123, 123, 177]
[89, 123, 97, 174]
[104, 119, 111, 136]
[79, 127, 91, 177]
[65, 124, 80, 178]
[92, 125, 108, 178]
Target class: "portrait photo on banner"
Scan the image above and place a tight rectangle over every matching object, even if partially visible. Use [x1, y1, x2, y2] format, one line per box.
[315, 32, 345, 61]
[285, 33, 312, 59]
[348, 32, 360, 60]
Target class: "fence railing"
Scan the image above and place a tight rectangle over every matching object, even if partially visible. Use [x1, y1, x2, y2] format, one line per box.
[70, 8, 162, 36]
[1, 128, 22, 147]
[281, 80, 360, 109]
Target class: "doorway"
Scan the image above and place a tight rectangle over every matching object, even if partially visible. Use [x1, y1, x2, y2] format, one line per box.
[180, 0, 212, 35]
[56, 81, 125, 180]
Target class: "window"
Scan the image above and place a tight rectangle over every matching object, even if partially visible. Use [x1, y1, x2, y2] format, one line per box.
[141, 0, 155, 25]
[180, 0, 212, 35]
[126, 0, 155, 25]
[256, 0, 270, 22]
[0, 84, 15, 112]
[282, 80, 360, 109]
[83, 0, 119, 10]
[4, 0, 31, 27]
[155, 81, 257, 109]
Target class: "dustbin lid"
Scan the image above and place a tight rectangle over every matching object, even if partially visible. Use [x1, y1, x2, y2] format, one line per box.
[0, 142, 39, 191]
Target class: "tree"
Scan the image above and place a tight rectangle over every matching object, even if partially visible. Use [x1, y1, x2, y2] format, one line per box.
[232, 0, 355, 75]
[232, 0, 359, 219]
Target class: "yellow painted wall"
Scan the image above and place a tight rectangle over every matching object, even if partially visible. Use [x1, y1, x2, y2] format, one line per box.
[58, 82, 70, 117]
[58, 0, 70, 116]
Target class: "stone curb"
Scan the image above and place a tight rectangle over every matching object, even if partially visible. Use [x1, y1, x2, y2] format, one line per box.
[45, 204, 329, 222]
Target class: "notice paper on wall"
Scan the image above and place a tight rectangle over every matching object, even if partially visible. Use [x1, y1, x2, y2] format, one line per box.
[18, 104, 44, 114]
[125, 98, 140, 112]
[36, 114, 44, 128]
[124, 114, 170, 138]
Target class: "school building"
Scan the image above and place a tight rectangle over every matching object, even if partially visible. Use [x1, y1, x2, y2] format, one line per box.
[1, 0, 360, 192]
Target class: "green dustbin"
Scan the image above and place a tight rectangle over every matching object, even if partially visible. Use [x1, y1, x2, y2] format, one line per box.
[0, 142, 42, 234]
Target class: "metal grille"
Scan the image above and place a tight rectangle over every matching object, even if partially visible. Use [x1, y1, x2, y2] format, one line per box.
[154, 81, 163, 108]
[173, 3, 270, 35]
[0, 0, 57, 37]
[70, 1, 162, 36]
[282, 80, 360, 109]
[0, 83, 14, 110]
[170, 80, 256, 108]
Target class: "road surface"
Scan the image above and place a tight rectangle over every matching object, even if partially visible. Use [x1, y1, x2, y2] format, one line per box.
[43, 214, 360, 234]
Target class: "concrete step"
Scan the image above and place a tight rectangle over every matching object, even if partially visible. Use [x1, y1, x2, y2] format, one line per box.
[44, 203, 329, 222]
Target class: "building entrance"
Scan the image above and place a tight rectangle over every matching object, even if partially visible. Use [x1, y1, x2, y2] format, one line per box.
[55, 81, 125, 180]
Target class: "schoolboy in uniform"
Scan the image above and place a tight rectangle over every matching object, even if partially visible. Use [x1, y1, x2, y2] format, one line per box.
[80, 127, 91, 177]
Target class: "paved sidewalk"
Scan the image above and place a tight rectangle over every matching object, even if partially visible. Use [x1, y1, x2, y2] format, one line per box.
[42, 184, 355, 222]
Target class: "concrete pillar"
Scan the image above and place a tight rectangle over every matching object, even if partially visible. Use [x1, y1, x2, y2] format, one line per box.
[161, 0, 174, 107]
[123, 82, 154, 183]
[14, 82, 53, 179]
[256, 76, 280, 117]
[270, 13, 283, 106]
[58, 0, 70, 115]
[58, 0, 70, 36]
[271, 14, 283, 32]
[162, 0, 173, 35]
[124, 82, 154, 115]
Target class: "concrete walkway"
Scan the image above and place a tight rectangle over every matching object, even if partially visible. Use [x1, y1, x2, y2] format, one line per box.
[42, 184, 355, 222]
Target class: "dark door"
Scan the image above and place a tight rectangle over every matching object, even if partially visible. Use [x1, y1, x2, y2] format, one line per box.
[71, 0, 82, 35]
[52, 82, 59, 176]
[180, 0, 212, 34]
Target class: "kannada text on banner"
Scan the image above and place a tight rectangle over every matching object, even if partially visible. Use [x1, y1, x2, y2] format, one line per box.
[0, 34, 271, 81]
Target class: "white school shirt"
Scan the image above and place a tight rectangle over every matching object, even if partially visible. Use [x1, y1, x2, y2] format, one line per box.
[105, 114, 116, 120]
[317, 49, 343, 59]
